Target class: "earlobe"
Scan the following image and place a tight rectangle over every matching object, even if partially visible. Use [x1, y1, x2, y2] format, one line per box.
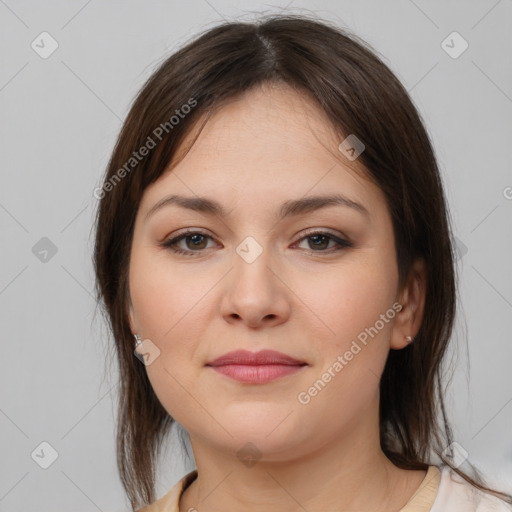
[390, 332, 415, 350]
[390, 258, 427, 350]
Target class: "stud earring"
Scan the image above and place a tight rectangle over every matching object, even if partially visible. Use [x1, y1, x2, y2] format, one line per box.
[405, 335, 413, 343]
[134, 334, 142, 347]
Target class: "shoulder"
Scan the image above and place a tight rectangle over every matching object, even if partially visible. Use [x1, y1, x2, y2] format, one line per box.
[431, 465, 512, 512]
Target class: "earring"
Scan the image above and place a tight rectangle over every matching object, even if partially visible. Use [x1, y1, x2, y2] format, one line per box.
[134, 334, 142, 347]
[405, 335, 413, 343]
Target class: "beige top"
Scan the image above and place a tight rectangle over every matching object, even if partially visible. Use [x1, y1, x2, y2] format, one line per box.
[401, 465, 441, 511]
[136, 465, 442, 512]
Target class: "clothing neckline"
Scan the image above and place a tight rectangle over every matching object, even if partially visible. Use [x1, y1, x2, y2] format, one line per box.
[399, 465, 441, 511]
[176, 465, 441, 512]
[139, 465, 442, 512]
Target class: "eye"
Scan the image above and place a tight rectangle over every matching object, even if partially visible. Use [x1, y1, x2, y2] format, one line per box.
[161, 230, 216, 256]
[160, 229, 352, 256]
[294, 231, 353, 253]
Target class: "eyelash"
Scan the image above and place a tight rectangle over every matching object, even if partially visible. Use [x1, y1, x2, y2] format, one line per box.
[160, 229, 353, 256]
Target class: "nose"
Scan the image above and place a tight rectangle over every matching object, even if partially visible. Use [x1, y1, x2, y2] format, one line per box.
[221, 247, 291, 329]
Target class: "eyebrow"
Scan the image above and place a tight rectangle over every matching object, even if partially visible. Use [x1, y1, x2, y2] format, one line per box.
[145, 193, 370, 222]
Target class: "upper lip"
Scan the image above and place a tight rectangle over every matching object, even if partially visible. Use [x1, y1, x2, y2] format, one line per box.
[206, 349, 307, 367]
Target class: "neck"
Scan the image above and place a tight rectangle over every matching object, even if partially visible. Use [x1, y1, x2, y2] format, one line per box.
[179, 393, 426, 512]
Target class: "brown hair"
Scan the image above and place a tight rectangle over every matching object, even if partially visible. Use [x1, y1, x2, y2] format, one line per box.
[93, 13, 512, 510]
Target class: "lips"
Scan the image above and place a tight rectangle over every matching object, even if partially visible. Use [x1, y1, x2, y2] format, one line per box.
[205, 349, 307, 367]
[205, 350, 307, 384]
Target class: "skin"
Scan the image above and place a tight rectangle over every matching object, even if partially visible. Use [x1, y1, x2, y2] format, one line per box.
[128, 82, 428, 512]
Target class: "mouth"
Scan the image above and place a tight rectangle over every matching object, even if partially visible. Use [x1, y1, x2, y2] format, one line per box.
[207, 363, 306, 383]
[205, 349, 308, 384]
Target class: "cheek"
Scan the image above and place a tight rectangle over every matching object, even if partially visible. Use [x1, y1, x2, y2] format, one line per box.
[129, 249, 214, 400]
[129, 251, 209, 425]
[292, 261, 396, 411]
[129, 248, 212, 341]
[294, 262, 396, 344]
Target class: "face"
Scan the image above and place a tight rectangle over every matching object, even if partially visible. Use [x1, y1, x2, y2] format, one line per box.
[128, 83, 408, 461]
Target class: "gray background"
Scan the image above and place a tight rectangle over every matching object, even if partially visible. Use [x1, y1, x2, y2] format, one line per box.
[1, 0, 511, 511]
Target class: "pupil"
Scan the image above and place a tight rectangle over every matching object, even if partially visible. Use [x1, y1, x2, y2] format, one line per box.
[310, 235, 328, 250]
[188, 234, 206, 249]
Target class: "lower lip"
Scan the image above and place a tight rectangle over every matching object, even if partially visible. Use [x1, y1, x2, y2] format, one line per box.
[208, 364, 306, 383]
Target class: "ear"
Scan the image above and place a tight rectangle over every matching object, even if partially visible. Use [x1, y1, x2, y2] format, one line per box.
[390, 258, 427, 350]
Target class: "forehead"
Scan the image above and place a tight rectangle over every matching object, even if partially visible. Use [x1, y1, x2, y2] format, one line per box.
[173, 83, 347, 174]
[139, 83, 387, 225]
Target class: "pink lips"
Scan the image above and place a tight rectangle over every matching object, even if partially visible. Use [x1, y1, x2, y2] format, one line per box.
[205, 349, 307, 384]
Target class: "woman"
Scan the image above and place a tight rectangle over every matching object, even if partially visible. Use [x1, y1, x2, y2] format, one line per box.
[93, 13, 512, 512]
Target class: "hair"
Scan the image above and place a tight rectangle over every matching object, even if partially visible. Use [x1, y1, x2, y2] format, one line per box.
[92, 12, 512, 511]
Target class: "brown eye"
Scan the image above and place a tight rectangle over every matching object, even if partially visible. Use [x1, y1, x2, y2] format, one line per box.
[296, 231, 352, 253]
[183, 234, 209, 250]
[162, 230, 216, 255]
[306, 234, 331, 250]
